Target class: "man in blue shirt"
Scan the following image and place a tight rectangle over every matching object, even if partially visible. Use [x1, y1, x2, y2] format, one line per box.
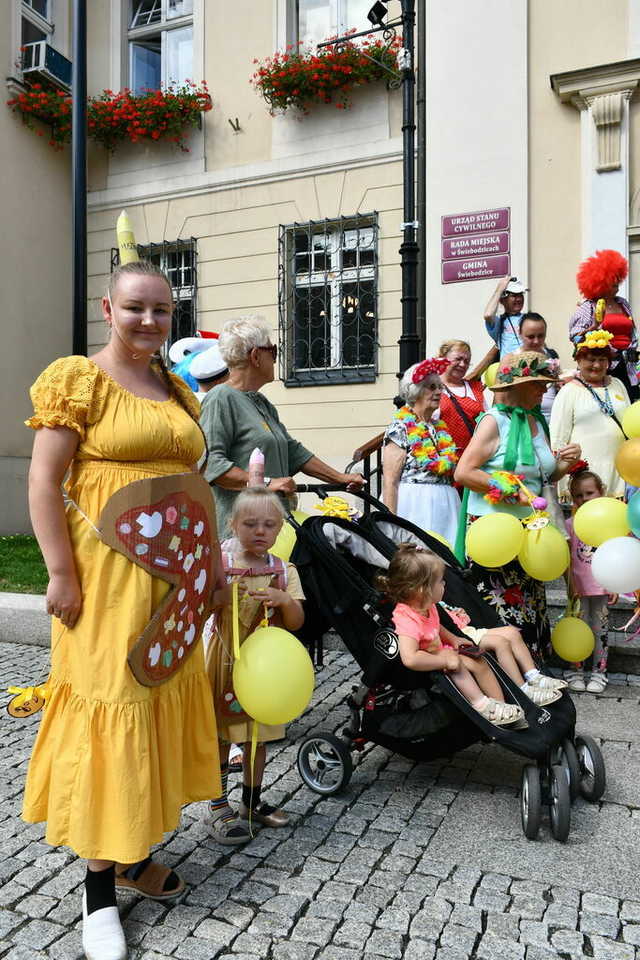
[484, 276, 528, 357]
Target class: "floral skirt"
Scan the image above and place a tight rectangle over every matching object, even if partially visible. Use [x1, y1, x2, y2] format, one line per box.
[466, 560, 551, 661]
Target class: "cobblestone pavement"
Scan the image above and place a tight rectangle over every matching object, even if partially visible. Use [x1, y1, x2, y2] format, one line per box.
[0, 640, 639, 960]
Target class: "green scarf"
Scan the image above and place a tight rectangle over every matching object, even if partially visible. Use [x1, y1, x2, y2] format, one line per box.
[494, 403, 550, 471]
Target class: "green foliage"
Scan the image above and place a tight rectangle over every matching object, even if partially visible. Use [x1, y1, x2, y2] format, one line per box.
[0, 536, 48, 595]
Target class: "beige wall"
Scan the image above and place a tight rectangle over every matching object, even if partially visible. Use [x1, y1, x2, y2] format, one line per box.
[528, 0, 632, 367]
[88, 158, 404, 468]
[4, 0, 640, 536]
[1, 2, 72, 533]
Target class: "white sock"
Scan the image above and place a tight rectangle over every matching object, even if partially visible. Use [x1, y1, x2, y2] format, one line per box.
[524, 669, 540, 682]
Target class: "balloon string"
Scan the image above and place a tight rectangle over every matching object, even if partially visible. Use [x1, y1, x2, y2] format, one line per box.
[232, 582, 240, 660]
[259, 601, 269, 628]
[249, 718, 259, 838]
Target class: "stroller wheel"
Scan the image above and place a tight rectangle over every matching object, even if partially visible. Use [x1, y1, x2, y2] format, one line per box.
[520, 765, 542, 840]
[552, 738, 580, 802]
[549, 763, 571, 842]
[297, 732, 353, 796]
[575, 733, 606, 802]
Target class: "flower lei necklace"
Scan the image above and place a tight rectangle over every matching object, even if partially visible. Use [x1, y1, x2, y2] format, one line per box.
[395, 406, 457, 475]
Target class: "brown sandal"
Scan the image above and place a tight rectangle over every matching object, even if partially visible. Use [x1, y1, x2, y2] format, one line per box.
[115, 858, 185, 900]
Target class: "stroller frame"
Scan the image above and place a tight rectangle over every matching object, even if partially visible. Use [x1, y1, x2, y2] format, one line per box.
[289, 485, 606, 842]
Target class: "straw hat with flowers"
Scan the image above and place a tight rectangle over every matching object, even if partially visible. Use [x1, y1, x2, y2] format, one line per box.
[490, 350, 560, 392]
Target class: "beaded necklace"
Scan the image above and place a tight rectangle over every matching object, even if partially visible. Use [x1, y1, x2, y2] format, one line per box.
[577, 377, 615, 417]
[394, 406, 457, 475]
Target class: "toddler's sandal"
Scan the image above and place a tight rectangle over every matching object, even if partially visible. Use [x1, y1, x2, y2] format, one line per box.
[527, 674, 567, 691]
[115, 858, 184, 900]
[208, 804, 254, 845]
[476, 699, 524, 726]
[522, 684, 562, 707]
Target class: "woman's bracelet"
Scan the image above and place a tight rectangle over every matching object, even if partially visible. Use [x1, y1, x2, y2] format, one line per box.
[484, 471, 525, 505]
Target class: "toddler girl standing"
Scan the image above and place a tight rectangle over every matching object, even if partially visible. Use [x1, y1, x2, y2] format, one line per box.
[206, 487, 305, 842]
[565, 465, 617, 692]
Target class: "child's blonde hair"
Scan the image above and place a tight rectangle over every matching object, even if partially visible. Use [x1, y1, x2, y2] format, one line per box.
[231, 487, 286, 527]
[376, 544, 445, 606]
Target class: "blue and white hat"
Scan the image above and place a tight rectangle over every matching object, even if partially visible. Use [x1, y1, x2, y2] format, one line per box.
[190, 343, 228, 382]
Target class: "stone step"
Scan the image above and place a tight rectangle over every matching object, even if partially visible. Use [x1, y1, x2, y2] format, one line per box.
[0, 592, 49, 646]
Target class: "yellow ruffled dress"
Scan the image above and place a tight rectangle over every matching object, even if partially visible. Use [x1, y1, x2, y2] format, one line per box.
[23, 356, 221, 863]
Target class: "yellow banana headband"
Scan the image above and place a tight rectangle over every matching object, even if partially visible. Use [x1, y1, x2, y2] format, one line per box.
[574, 329, 614, 354]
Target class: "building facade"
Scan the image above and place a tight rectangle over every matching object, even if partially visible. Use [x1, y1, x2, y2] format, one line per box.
[3, 0, 640, 533]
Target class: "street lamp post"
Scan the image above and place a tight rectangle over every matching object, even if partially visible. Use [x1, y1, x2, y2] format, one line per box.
[396, 0, 421, 378]
[72, 0, 87, 356]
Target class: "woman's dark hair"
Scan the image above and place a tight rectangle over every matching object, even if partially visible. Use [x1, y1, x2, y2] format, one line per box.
[519, 312, 547, 333]
[108, 260, 210, 466]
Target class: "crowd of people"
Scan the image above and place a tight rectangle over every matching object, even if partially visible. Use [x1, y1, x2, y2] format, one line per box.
[20, 249, 637, 959]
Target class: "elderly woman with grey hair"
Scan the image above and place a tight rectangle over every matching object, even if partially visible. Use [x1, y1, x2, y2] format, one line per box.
[382, 357, 460, 546]
[200, 315, 364, 537]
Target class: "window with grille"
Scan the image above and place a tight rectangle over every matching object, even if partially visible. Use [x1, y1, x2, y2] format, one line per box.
[297, 0, 373, 47]
[128, 0, 193, 94]
[279, 215, 378, 386]
[110, 238, 198, 349]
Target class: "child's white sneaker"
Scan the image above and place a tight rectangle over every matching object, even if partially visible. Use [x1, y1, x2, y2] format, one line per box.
[566, 672, 586, 692]
[586, 673, 607, 693]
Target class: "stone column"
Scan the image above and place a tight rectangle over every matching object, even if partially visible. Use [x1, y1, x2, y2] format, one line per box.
[551, 60, 640, 293]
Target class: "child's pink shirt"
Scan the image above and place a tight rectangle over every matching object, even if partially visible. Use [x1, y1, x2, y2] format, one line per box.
[392, 602, 443, 654]
[565, 517, 607, 597]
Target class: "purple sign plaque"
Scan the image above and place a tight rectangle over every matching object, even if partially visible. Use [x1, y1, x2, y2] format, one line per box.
[442, 253, 511, 285]
[442, 231, 509, 260]
[441, 207, 510, 238]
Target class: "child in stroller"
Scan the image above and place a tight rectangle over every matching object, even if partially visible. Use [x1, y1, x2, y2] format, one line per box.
[291, 486, 606, 842]
[377, 544, 526, 726]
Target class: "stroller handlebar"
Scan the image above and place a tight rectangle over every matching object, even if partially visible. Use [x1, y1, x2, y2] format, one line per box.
[294, 483, 389, 515]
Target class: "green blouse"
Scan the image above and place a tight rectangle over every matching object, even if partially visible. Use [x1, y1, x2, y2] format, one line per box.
[200, 384, 313, 537]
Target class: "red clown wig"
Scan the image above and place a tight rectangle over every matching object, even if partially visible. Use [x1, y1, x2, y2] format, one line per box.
[576, 249, 628, 301]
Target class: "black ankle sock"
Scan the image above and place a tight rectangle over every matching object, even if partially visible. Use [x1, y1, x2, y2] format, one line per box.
[242, 784, 261, 809]
[85, 864, 116, 915]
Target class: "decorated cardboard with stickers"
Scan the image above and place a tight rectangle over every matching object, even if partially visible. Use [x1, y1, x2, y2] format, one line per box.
[98, 472, 219, 687]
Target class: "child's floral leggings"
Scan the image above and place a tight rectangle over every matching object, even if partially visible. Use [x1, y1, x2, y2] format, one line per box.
[577, 595, 609, 674]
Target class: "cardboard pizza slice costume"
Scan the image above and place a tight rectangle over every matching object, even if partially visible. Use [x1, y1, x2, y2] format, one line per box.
[98, 472, 219, 686]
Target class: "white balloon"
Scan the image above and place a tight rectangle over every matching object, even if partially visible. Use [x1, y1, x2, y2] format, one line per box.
[591, 537, 640, 593]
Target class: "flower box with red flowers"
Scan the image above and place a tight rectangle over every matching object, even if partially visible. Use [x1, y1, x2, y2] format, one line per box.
[251, 33, 401, 115]
[7, 80, 212, 151]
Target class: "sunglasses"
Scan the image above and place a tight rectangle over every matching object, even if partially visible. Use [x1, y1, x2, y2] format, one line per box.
[256, 344, 277, 361]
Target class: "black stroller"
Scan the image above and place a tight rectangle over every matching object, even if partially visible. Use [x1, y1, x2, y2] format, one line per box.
[289, 487, 606, 842]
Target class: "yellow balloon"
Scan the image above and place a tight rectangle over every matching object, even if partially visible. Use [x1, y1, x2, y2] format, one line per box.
[518, 523, 569, 581]
[270, 510, 310, 562]
[622, 401, 640, 439]
[615, 438, 640, 486]
[482, 362, 499, 388]
[466, 513, 524, 568]
[425, 529, 451, 550]
[233, 626, 315, 725]
[573, 496, 630, 547]
[551, 616, 595, 663]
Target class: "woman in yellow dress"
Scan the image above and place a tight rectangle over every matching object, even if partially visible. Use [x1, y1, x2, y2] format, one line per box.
[24, 260, 222, 960]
